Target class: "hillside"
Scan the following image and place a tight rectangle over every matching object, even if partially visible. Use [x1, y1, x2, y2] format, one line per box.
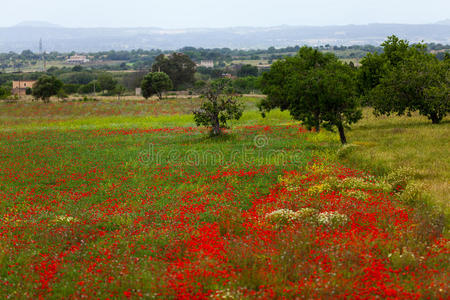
[1, 23, 449, 52]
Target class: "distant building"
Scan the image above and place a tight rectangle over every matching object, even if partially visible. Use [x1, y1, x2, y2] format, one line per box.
[221, 73, 235, 79]
[12, 80, 36, 96]
[197, 60, 214, 68]
[257, 64, 272, 71]
[66, 55, 90, 64]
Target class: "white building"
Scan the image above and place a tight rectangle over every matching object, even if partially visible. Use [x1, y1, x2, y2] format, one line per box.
[197, 60, 214, 68]
[66, 55, 90, 64]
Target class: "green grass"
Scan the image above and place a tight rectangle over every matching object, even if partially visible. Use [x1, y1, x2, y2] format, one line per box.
[0, 109, 292, 131]
[0, 96, 292, 131]
[2, 98, 448, 212]
[0, 99, 448, 297]
[338, 108, 450, 210]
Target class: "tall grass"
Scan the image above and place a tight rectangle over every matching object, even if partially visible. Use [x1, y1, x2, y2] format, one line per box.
[338, 108, 449, 211]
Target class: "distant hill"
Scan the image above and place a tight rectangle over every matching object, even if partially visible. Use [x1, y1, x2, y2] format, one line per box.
[0, 22, 449, 52]
[436, 19, 450, 25]
[13, 21, 62, 28]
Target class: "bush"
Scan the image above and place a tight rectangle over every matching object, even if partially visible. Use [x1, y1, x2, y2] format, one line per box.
[383, 167, 414, 192]
[0, 86, 11, 99]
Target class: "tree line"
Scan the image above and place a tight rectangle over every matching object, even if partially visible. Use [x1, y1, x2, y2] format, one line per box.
[2, 35, 448, 145]
[193, 36, 449, 141]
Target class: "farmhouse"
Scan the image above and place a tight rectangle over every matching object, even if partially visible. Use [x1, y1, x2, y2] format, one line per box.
[66, 55, 90, 64]
[12, 80, 36, 96]
[197, 60, 214, 68]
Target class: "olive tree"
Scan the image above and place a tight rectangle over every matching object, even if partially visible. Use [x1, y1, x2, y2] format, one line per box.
[260, 47, 361, 144]
[193, 79, 243, 136]
[32, 75, 63, 103]
[141, 72, 173, 100]
[368, 43, 449, 124]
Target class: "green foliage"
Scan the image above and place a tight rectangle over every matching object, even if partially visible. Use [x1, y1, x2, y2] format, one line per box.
[63, 83, 81, 94]
[359, 35, 450, 124]
[71, 65, 83, 72]
[0, 86, 11, 99]
[389, 248, 418, 270]
[57, 89, 68, 100]
[383, 167, 414, 191]
[259, 47, 335, 124]
[232, 76, 259, 94]
[357, 52, 387, 100]
[237, 64, 258, 77]
[32, 75, 63, 102]
[398, 182, 425, 206]
[369, 48, 449, 124]
[62, 72, 95, 85]
[77, 81, 96, 94]
[141, 72, 173, 100]
[152, 53, 196, 89]
[194, 80, 207, 92]
[259, 47, 361, 144]
[113, 84, 127, 100]
[193, 79, 244, 136]
[358, 36, 414, 99]
[381, 35, 411, 67]
[97, 73, 117, 94]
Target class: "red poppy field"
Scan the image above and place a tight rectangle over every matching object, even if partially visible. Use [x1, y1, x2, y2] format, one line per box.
[0, 102, 448, 299]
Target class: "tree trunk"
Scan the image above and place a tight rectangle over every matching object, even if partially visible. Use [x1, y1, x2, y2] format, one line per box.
[430, 112, 441, 124]
[337, 123, 347, 144]
[314, 110, 320, 132]
[212, 115, 221, 136]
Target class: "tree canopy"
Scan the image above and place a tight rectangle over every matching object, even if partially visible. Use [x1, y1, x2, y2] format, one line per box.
[141, 72, 173, 100]
[32, 75, 63, 103]
[259, 47, 361, 144]
[360, 36, 450, 124]
[193, 79, 243, 136]
[97, 73, 117, 94]
[151, 53, 196, 89]
[237, 64, 258, 77]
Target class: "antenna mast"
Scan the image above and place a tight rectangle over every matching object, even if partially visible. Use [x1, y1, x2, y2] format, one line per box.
[39, 38, 46, 72]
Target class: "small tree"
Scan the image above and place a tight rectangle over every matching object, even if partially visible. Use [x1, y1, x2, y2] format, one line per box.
[114, 84, 127, 100]
[0, 86, 11, 99]
[193, 79, 244, 136]
[141, 72, 173, 100]
[32, 75, 63, 103]
[57, 89, 68, 100]
[97, 73, 117, 94]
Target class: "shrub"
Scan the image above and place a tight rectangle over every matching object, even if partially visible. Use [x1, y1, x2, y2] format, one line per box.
[383, 167, 414, 192]
[317, 211, 349, 228]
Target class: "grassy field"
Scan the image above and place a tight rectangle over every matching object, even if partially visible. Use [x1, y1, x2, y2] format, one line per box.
[0, 98, 448, 298]
[340, 109, 450, 211]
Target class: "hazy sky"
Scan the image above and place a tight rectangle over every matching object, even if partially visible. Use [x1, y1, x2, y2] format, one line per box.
[1, 0, 449, 28]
